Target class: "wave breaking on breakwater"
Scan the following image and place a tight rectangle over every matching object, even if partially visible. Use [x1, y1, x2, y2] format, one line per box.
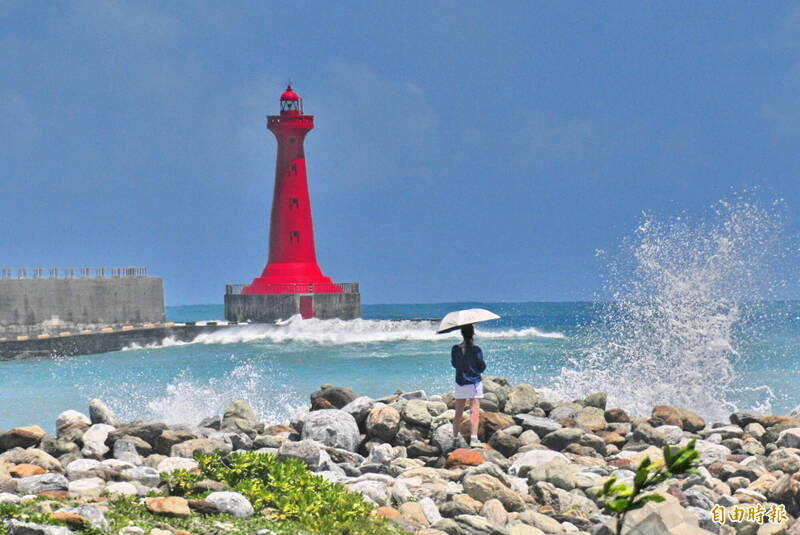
[122, 317, 565, 349]
[555, 196, 789, 422]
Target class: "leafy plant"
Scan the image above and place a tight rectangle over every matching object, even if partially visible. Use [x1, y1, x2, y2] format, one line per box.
[168, 451, 400, 535]
[596, 439, 700, 535]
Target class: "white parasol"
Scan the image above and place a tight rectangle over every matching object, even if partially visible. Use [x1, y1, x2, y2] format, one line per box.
[436, 308, 501, 334]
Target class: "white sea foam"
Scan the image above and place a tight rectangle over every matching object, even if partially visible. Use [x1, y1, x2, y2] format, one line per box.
[140, 364, 302, 426]
[121, 336, 189, 351]
[555, 196, 788, 421]
[130, 316, 565, 348]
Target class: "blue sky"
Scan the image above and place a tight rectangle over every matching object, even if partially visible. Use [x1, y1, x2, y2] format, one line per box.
[2, 1, 800, 304]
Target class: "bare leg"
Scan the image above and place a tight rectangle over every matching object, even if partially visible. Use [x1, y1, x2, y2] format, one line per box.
[453, 399, 466, 438]
[470, 398, 481, 438]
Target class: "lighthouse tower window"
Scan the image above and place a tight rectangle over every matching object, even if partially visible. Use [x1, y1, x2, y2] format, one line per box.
[290, 231, 300, 243]
[290, 198, 299, 209]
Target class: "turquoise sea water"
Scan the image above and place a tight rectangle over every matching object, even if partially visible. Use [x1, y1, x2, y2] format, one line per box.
[2, 300, 799, 431]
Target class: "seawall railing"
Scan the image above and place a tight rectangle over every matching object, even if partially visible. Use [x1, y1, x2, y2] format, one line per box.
[226, 282, 359, 295]
[0, 267, 149, 280]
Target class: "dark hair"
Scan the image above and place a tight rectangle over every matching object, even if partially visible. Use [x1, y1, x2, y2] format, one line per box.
[460, 324, 474, 351]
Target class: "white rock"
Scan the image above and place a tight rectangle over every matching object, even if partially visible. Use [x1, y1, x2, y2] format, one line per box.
[121, 466, 160, 487]
[104, 481, 138, 496]
[81, 423, 115, 457]
[419, 496, 442, 525]
[118, 528, 145, 535]
[508, 449, 569, 477]
[0, 492, 20, 505]
[66, 459, 103, 480]
[113, 438, 142, 465]
[55, 410, 90, 431]
[346, 479, 389, 506]
[206, 491, 255, 518]
[68, 477, 106, 497]
[100, 459, 134, 472]
[156, 457, 198, 474]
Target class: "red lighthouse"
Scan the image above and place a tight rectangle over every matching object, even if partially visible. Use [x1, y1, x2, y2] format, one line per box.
[243, 84, 338, 294]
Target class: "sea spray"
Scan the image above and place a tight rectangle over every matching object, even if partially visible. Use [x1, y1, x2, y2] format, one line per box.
[555, 197, 789, 421]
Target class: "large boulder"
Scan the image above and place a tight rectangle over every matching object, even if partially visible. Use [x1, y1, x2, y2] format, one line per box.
[366, 405, 401, 442]
[55, 410, 90, 442]
[17, 473, 69, 495]
[221, 400, 261, 436]
[108, 422, 167, 446]
[88, 399, 118, 426]
[3, 520, 73, 535]
[513, 414, 562, 436]
[277, 440, 324, 470]
[300, 409, 360, 451]
[341, 396, 376, 426]
[0, 426, 45, 452]
[205, 491, 254, 518]
[402, 399, 433, 428]
[462, 473, 526, 512]
[776, 428, 800, 449]
[504, 384, 538, 415]
[508, 449, 568, 478]
[81, 424, 115, 457]
[311, 385, 358, 409]
[0, 448, 62, 473]
[145, 497, 191, 518]
[171, 439, 232, 458]
[651, 406, 705, 432]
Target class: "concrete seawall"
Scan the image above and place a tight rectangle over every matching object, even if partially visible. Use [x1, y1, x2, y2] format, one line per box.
[0, 323, 229, 360]
[0, 275, 164, 337]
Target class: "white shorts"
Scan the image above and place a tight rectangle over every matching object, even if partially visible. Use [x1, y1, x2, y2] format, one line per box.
[454, 381, 484, 400]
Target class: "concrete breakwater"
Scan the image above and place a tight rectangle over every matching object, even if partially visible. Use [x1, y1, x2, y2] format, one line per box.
[2, 378, 800, 534]
[0, 323, 233, 360]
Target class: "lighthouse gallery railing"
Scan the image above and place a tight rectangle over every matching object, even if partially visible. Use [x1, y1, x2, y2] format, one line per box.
[226, 282, 359, 295]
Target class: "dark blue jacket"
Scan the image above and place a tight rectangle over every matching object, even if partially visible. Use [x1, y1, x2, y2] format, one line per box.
[451, 344, 486, 385]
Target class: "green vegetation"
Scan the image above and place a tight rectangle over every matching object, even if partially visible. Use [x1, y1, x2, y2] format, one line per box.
[596, 439, 701, 535]
[1, 452, 403, 535]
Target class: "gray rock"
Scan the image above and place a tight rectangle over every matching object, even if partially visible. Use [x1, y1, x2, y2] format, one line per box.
[419, 496, 443, 525]
[300, 409, 360, 451]
[171, 438, 232, 458]
[66, 459, 109, 480]
[346, 479, 390, 505]
[541, 428, 584, 451]
[55, 410, 90, 442]
[121, 466, 160, 487]
[512, 414, 562, 436]
[206, 491, 255, 518]
[311, 385, 358, 408]
[221, 400, 261, 436]
[400, 390, 428, 400]
[508, 449, 568, 478]
[366, 405, 402, 443]
[488, 431, 521, 457]
[277, 439, 323, 469]
[3, 519, 74, 535]
[55, 505, 106, 528]
[776, 428, 800, 448]
[341, 396, 376, 425]
[113, 439, 142, 465]
[504, 384, 538, 415]
[67, 477, 105, 497]
[584, 392, 607, 410]
[155, 457, 198, 474]
[432, 423, 457, 452]
[17, 473, 68, 495]
[403, 399, 433, 427]
[104, 481, 138, 496]
[81, 423, 115, 457]
[88, 399, 118, 426]
[365, 443, 394, 465]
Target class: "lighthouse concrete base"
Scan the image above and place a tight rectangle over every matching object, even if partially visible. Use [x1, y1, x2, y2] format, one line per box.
[224, 291, 360, 323]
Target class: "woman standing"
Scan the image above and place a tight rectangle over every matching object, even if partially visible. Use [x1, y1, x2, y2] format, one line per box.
[451, 324, 485, 448]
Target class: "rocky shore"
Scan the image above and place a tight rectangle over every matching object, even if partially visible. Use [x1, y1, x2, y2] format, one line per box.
[3, 377, 800, 534]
